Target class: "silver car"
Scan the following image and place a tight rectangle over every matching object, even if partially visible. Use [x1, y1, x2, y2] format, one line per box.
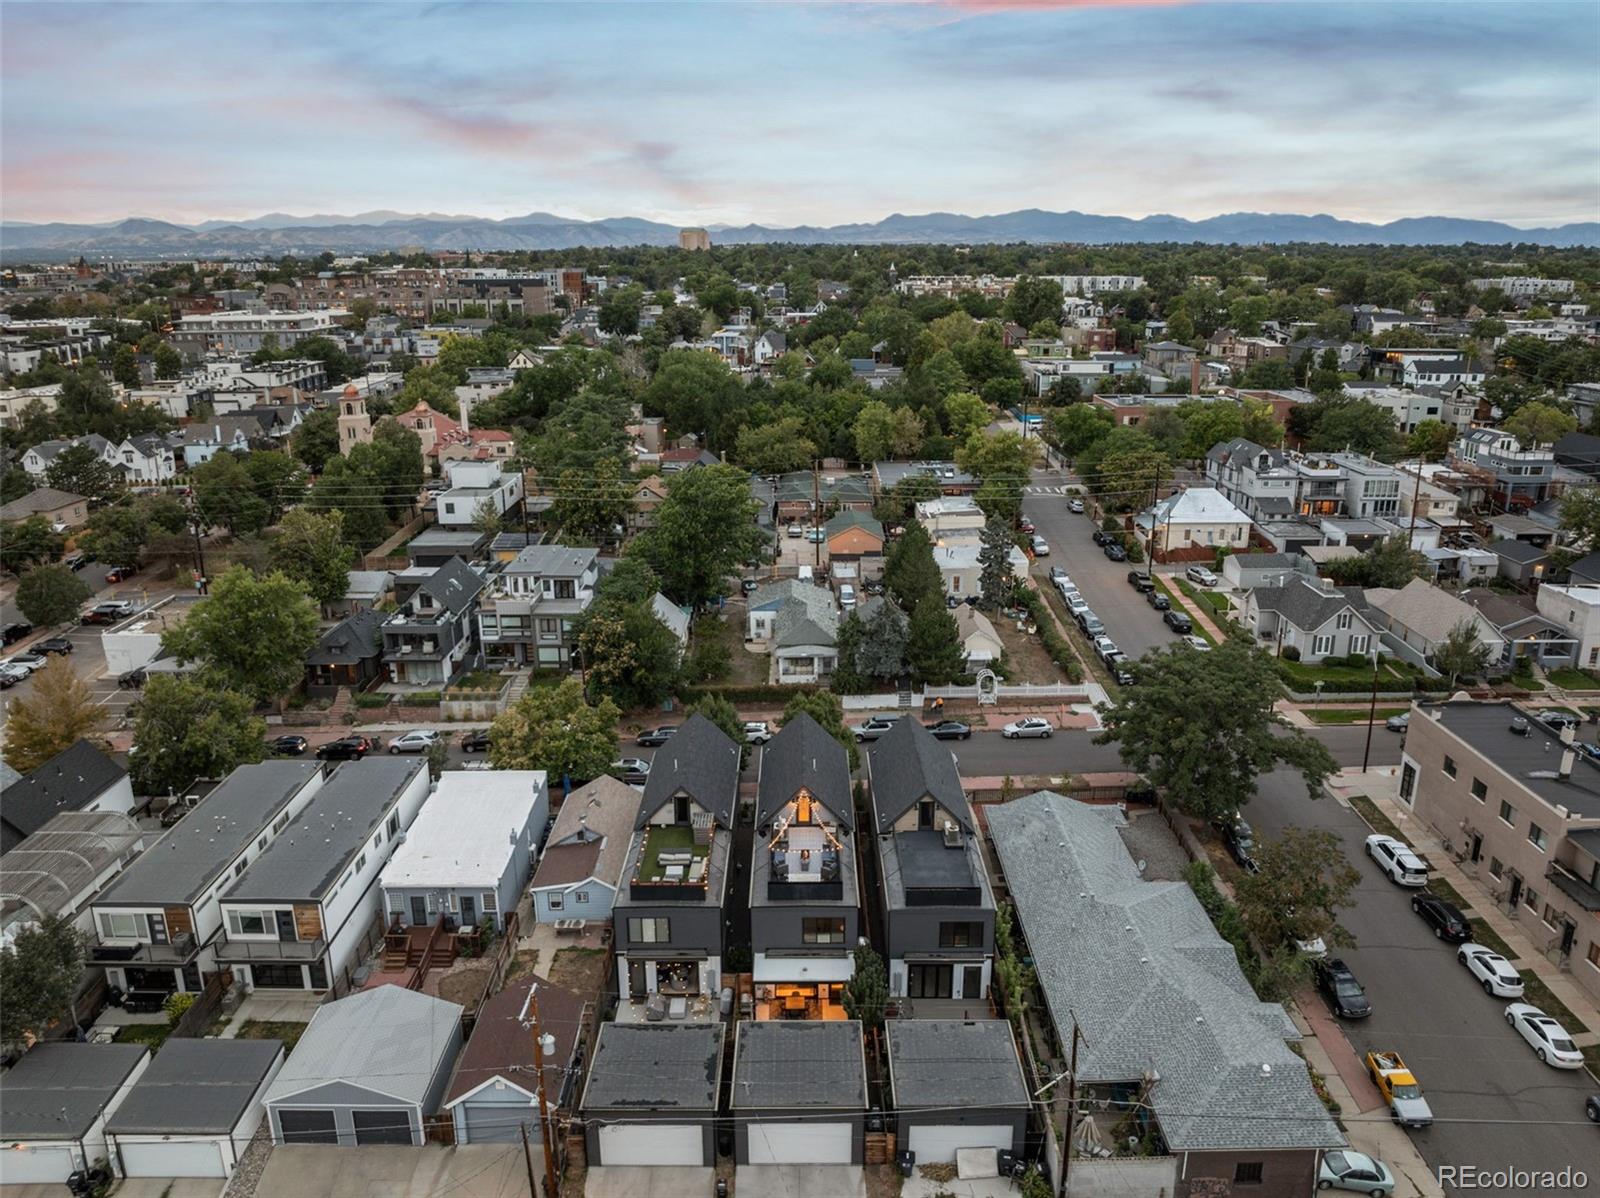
[1002, 717, 1053, 739]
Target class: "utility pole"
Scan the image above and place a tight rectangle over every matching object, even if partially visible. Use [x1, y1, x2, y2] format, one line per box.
[187, 493, 209, 595]
[812, 460, 822, 572]
[1361, 647, 1380, 771]
[1058, 1018, 1084, 1198]
[519, 1123, 539, 1198]
[1144, 470, 1161, 582]
[522, 984, 560, 1198]
[1406, 455, 1424, 551]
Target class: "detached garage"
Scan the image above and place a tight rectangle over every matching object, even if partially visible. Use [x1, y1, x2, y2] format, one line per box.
[887, 1019, 1029, 1166]
[263, 985, 463, 1147]
[108, 1039, 285, 1178]
[0, 1043, 148, 1183]
[581, 1023, 722, 1167]
[732, 1020, 867, 1166]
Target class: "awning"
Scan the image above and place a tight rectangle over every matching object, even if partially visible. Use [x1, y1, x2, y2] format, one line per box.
[753, 955, 855, 984]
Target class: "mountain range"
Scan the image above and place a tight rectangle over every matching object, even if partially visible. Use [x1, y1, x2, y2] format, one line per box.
[3, 209, 1596, 259]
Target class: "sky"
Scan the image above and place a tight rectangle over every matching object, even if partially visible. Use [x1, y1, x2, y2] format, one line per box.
[2, 0, 1598, 229]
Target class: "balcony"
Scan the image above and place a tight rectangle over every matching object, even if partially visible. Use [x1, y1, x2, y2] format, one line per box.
[90, 933, 201, 966]
[629, 825, 711, 900]
[1545, 861, 1600, 913]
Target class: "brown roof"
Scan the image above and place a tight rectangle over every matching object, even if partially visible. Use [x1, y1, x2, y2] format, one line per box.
[530, 840, 603, 889]
[530, 776, 641, 895]
[444, 978, 587, 1109]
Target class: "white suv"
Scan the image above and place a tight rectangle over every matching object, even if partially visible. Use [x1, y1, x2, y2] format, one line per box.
[1365, 834, 1429, 886]
[1186, 565, 1219, 587]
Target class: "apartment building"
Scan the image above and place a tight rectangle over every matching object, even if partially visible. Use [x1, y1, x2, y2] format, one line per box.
[477, 544, 599, 668]
[380, 556, 486, 686]
[1204, 439, 1346, 521]
[1399, 702, 1600, 1004]
[1453, 428, 1557, 509]
[170, 310, 345, 359]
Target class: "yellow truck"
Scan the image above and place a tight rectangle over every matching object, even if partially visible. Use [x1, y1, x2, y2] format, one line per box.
[1365, 1050, 1434, 1128]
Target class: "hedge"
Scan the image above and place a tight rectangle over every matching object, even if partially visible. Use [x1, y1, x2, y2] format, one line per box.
[1015, 586, 1085, 684]
[677, 683, 822, 705]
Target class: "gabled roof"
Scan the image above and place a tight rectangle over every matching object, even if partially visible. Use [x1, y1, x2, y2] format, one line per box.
[953, 603, 1002, 650]
[1249, 577, 1373, 634]
[305, 608, 384, 666]
[773, 594, 839, 650]
[1488, 538, 1550, 565]
[1460, 588, 1559, 634]
[757, 713, 851, 828]
[445, 977, 586, 1110]
[107, 1039, 283, 1135]
[1148, 487, 1250, 525]
[411, 555, 486, 616]
[2, 740, 127, 851]
[0, 487, 85, 520]
[868, 719, 970, 834]
[531, 775, 641, 894]
[636, 713, 740, 829]
[1367, 577, 1502, 645]
[0, 1043, 149, 1140]
[824, 509, 884, 541]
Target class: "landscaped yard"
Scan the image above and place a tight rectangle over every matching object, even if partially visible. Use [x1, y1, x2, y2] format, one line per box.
[113, 1023, 172, 1052]
[1173, 575, 1231, 615]
[234, 1019, 309, 1051]
[1276, 657, 1425, 694]
[446, 670, 505, 694]
[1305, 706, 1408, 725]
[639, 824, 707, 880]
[1544, 667, 1600, 691]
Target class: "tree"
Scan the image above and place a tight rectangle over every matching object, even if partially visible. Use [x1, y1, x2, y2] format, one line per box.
[547, 461, 632, 545]
[1559, 486, 1600, 550]
[489, 676, 619, 784]
[1239, 359, 1296, 390]
[1005, 276, 1065, 331]
[1299, 397, 1400, 459]
[1094, 439, 1171, 512]
[841, 944, 888, 1029]
[2, 658, 101, 772]
[1404, 419, 1453, 460]
[152, 342, 183, 379]
[883, 520, 942, 611]
[576, 600, 681, 710]
[471, 497, 505, 537]
[736, 417, 816, 474]
[780, 690, 857, 768]
[977, 515, 1016, 611]
[268, 507, 357, 608]
[957, 430, 1037, 523]
[1434, 618, 1493, 688]
[1235, 828, 1361, 952]
[242, 450, 307, 522]
[597, 284, 646, 336]
[79, 495, 184, 570]
[1324, 535, 1428, 589]
[44, 443, 120, 506]
[906, 593, 965, 684]
[111, 343, 141, 389]
[942, 391, 989, 443]
[855, 598, 909, 679]
[0, 517, 64, 573]
[14, 564, 91, 627]
[192, 453, 270, 536]
[853, 401, 924, 462]
[161, 566, 320, 704]
[1095, 637, 1336, 824]
[1048, 404, 1113, 459]
[291, 408, 341, 473]
[128, 675, 267, 795]
[0, 914, 89, 1044]
[1504, 401, 1577, 449]
[635, 464, 766, 607]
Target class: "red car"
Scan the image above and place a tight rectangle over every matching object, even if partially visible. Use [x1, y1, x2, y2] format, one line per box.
[104, 565, 136, 584]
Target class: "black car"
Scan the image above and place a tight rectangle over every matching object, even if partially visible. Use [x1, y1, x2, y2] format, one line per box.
[461, 729, 493, 752]
[2, 622, 33, 646]
[863, 579, 885, 596]
[1215, 816, 1259, 873]
[740, 578, 759, 595]
[269, 734, 309, 756]
[926, 720, 972, 740]
[117, 668, 147, 690]
[316, 737, 368, 761]
[1092, 530, 1111, 546]
[636, 725, 679, 747]
[1411, 891, 1471, 942]
[1586, 1094, 1600, 1123]
[1126, 571, 1154, 593]
[1147, 591, 1170, 611]
[1314, 957, 1373, 1019]
[1164, 609, 1193, 633]
[1104, 543, 1127, 562]
[38, 636, 73, 655]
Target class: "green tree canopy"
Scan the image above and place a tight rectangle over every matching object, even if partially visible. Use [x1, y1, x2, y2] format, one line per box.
[129, 675, 267, 795]
[2, 657, 102, 773]
[956, 429, 1036, 522]
[736, 417, 817, 474]
[44, 443, 121, 506]
[161, 565, 320, 704]
[780, 689, 858, 768]
[977, 515, 1017, 611]
[1048, 404, 1114, 460]
[576, 598, 682, 710]
[1433, 618, 1494, 687]
[906, 593, 965, 684]
[1504, 400, 1577, 449]
[634, 464, 766, 607]
[1005, 276, 1065, 331]
[883, 520, 942, 611]
[14, 563, 91, 627]
[489, 676, 619, 784]
[1235, 828, 1361, 952]
[1323, 535, 1428, 589]
[0, 517, 64, 574]
[268, 507, 358, 608]
[0, 914, 89, 1044]
[291, 408, 341, 473]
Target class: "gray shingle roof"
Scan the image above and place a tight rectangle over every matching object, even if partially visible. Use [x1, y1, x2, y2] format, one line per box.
[304, 608, 384, 667]
[411, 556, 486, 616]
[107, 1040, 283, 1134]
[732, 1021, 866, 1109]
[636, 713, 740, 830]
[757, 712, 852, 828]
[2, 740, 127, 851]
[503, 544, 599, 577]
[1249, 577, 1371, 635]
[0, 1043, 149, 1139]
[0, 487, 86, 521]
[582, 1023, 723, 1111]
[868, 719, 970, 834]
[987, 793, 1344, 1153]
[887, 1020, 1029, 1110]
[1488, 538, 1550, 565]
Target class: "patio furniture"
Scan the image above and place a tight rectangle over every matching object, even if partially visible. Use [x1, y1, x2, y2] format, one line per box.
[668, 996, 688, 1020]
[644, 993, 668, 1022]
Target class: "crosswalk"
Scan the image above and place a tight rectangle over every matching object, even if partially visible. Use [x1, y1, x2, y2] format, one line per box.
[1024, 485, 1075, 495]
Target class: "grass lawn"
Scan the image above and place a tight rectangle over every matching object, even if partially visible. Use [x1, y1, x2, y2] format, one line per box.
[234, 1019, 309, 1051]
[1422, 875, 1473, 912]
[446, 670, 504, 694]
[1276, 657, 1423, 694]
[1348, 795, 1405, 842]
[1466, 918, 1517, 960]
[1545, 667, 1600, 691]
[1517, 973, 1588, 1039]
[639, 824, 707, 880]
[1305, 706, 1408, 725]
[1173, 575, 1231, 615]
[113, 1023, 173, 1052]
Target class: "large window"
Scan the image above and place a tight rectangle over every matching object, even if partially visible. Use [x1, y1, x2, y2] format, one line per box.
[939, 922, 984, 949]
[803, 918, 846, 945]
[1312, 635, 1333, 657]
[1234, 1163, 1264, 1186]
[98, 912, 144, 940]
[628, 917, 671, 944]
[1498, 800, 1515, 826]
[227, 910, 272, 936]
[1528, 823, 1548, 852]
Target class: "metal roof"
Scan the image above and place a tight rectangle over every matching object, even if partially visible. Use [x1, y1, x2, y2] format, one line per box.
[1, 810, 142, 922]
[107, 1040, 283, 1134]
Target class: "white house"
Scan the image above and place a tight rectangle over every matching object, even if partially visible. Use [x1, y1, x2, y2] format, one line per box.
[651, 591, 691, 651]
[934, 543, 1029, 599]
[953, 604, 1004, 667]
[1536, 583, 1600, 671]
[915, 496, 986, 542]
[1136, 487, 1252, 558]
[20, 433, 118, 478]
[436, 459, 524, 528]
[380, 770, 548, 933]
[113, 434, 177, 483]
[529, 775, 642, 922]
[1243, 577, 1383, 664]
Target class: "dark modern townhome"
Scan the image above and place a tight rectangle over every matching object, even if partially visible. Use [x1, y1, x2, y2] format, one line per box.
[866, 719, 996, 1005]
[612, 714, 741, 1015]
[750, 712, 859, 1020]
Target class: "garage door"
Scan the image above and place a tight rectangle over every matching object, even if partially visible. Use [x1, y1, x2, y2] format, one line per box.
[597, 1122, 703, 1166]
[459, 1102, 535, 1145]
[746, 1121, 852, 1164]
[352, 1109, 413, 1145]
[119, 1138, 227, 1178]
[907, 1124, 1014, 1165]
[276, 1109, 338, 1144]
[0, 1143, 76, 1183]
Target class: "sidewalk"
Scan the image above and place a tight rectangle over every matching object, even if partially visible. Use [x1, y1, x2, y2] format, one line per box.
[1156, 575, 1228, 643]
[1329, 767, 1600, 1046]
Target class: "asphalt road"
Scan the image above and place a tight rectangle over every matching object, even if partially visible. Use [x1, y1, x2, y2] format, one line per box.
[1247, 766, 1597, 1192]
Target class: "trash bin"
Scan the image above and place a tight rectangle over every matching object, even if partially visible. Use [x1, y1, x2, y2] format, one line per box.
[897, 1150, 916, 1178]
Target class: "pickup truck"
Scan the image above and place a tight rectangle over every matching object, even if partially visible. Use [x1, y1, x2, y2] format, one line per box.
[1365, 1051, 1433, 1127]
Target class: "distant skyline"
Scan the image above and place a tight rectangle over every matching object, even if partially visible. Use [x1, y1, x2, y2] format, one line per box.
[3, 1, 1597, 230]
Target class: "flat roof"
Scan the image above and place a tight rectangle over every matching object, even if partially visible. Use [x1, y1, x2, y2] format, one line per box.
[731, 1021, 866, 1109]
[224, 758, 423, 903]
[887, 1020, 1029, 1110]
[582, 1023, 722, 1111]
[381, 771, 546, 889]
[1423, 701, 1600, 818]
[107, 1039, 283, 1134]
[0, 1043, 148, 1139]
[95, 761, 323, 907]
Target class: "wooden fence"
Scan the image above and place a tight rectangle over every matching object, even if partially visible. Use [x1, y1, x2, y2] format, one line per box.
[171, 968, 234, 1039]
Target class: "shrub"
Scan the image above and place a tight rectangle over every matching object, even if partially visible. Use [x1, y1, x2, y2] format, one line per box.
[1281, 645, 1301, 662]
[1124, 537, 1144, 564]
[407, 690, 441, 705]
[355, 693, 391, 709]
[163, 992, 197, 1027]
[1100, 514, 1119, 532]
[682, 635, 732, 685]
[679, 683, 820, 704]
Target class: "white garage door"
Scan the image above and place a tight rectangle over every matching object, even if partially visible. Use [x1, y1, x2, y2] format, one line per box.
[908, 1124, 1013, 1166]
[0, 1143, 76, 1183]
[597, 1122, 703, 1166]
[746, 1121, 851, 1164]
[119, 1138, 227, 1178]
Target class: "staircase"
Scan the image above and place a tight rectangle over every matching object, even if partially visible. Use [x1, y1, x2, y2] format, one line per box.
[499, 669, 531, 710]
[326, 687, 355, 727]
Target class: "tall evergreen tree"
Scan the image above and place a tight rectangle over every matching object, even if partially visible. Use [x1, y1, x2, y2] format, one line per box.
[977, 515, 1017, 611]
[884, 520, 942, 612]
[907, 594, 965, 684]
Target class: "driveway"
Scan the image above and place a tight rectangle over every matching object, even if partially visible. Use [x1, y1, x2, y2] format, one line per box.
[1, 1184, 220, 1198]
[734, 1166, 866, 1198]
[253, 1145, 525, 1198]
[586, 1167, 715, 1198]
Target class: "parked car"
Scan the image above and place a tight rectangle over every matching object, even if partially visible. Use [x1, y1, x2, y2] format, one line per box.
[1126, 570, 1153, 593]
[1147, 591, 1170, 611]
[1365, 834, 1429, 886]
[1365, 1051, 1433, 1127]
[388, 729, 441, 754]
[461, 729, 493, 752]
[80, 600, 135, 625]
[741, 578, 759, 595]
[1103, 543, 1127, 562]
[635, 725, 679, 747]
[1080, 614, 1105, 638]
[838, 584, 857, 610]
[0, 652, 46, 674]
[786, 523, 803, 539]
[1068, 498, 1085, 514]
[863, 579, 885, 596]
[1505, 1003, 1585, 1068]
[1410, 891, 1471, 942]
[316, 737, 368, 761]
[1315, 957, 1373, 1019]
[743, 721, 773, 745]
[1164, 609, 1193, 634]
[850, 715, 902, 742]
[611, 758, 651, 784]
[0, 664, 29, 689]
[1091, 530, 1111, 546]
[1385, 712, 1410, 732]
[1002, 717, 1053, 739]
[1538, 710, 1581, 733]
[63, 551, 87, 571]
[103, 565, 136, 584]
[1105, 653, 1135, 686]
[1030, 535, 1050, 556]
[1186, 565, 1218, 587]
[1318, 1150, 1395, 1196]
[1586, 1094, 1600, 1123]
[926, 720, 972, 740]
[1093, 635, 1120, 665]
[1183, 636, 1211, 652]
[805, 527, 826, 543]
[1017, 517, 1035, 534]
[268, 734, 309, 756]
[1457, 943, 1524, 997]
[2, 622, 34, 645]
[1215, 816, 1258, 873]
[1064, 593, 1089, 616]
[37, 636, 73, 655]
[116, 668, 146, 690]
[1048, 566, 1070, 584]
